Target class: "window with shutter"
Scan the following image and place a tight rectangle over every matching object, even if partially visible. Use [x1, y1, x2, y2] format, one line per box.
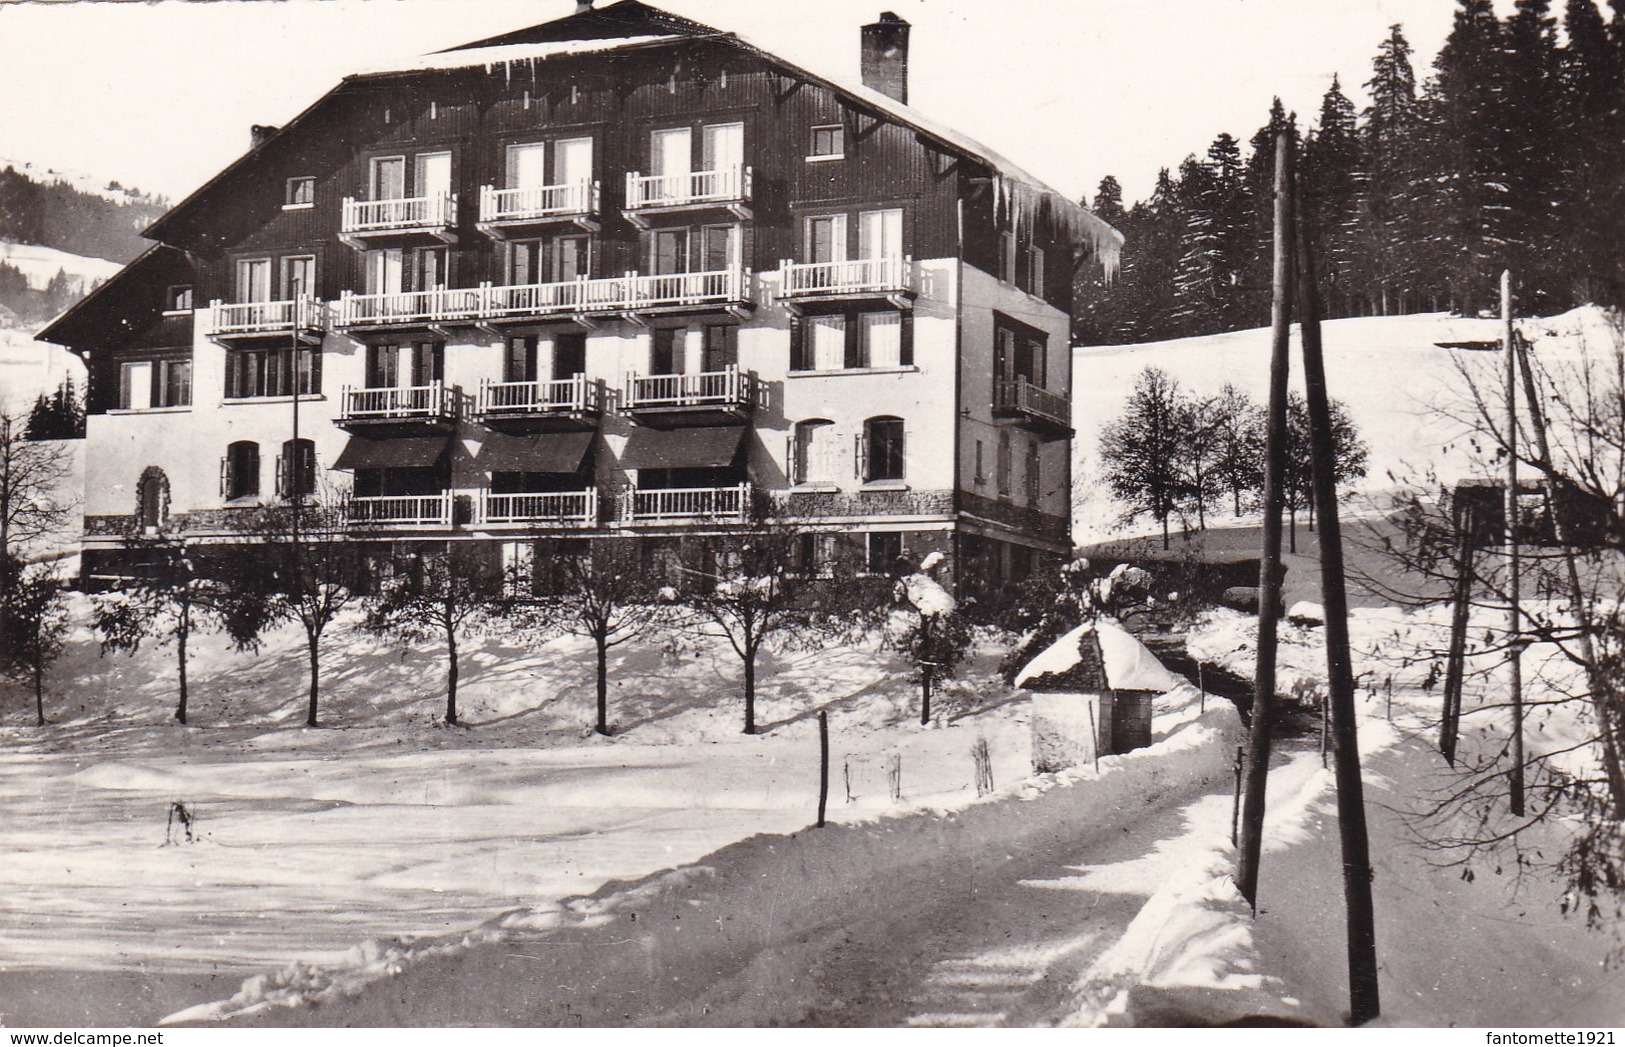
[865, 417, 905, 482]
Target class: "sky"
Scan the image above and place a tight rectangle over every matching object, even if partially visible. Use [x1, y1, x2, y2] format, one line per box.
[0, 0, 1467, 210]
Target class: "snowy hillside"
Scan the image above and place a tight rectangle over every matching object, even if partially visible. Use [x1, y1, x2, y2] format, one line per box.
[0, 324, 86, 414]
[0, 240, 123, 288]
[1072, 309, 1624, 544]
[0, 156, 162, 208]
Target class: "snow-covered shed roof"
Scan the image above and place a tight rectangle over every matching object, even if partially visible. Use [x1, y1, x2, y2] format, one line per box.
[1015, 619, 1180, 694]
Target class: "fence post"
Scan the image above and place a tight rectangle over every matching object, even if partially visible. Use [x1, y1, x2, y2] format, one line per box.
[817, 710, 829, 828]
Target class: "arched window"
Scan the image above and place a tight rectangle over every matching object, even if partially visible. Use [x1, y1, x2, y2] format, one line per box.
[279, 438, 316, 499]
[863, 416, 905, 482]
[136, 467, 170, 533]
[222, 441, 260, 501]
[793, 419, 837, 486]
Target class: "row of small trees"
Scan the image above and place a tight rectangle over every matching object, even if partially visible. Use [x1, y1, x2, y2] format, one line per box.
[1098, 367, 1368, 550]
[14, 500, 972, 737]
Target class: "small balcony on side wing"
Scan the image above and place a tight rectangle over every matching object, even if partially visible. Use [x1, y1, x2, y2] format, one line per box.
[993, 378, 1072, 439]
[476, 181, 600, 238]
[476, 374, 604, 433]
[478, 488, 599, 528]
[776, 255, 914, 313]
[346, 492, 454, 529]
[339, 194, 458, 249]
[622, 165, 752, 229]
[623, 366, 758, 427]
[338, 381, 458, 436]
[205, 296, 328, 343]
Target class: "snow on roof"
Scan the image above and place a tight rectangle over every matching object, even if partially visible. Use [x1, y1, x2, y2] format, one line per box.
[1015, 618, 1180, 693]
[354, 35, 688, 76]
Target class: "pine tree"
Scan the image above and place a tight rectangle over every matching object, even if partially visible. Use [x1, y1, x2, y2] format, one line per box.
[1359, 25, 1421, 315]
[1559, 0, 1624, 306]
[1242, 99, 1295, 324]
[1302, 76, 1362, 318]
[1500, 0, 1566, 310]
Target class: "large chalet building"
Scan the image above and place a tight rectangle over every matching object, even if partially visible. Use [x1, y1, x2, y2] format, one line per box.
[41, 1, 1120, 603]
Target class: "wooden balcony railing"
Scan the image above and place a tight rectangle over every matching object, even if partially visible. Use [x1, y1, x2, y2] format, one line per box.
[624, 165, 752, 210]
[478, 181, 598, 223]
[208, 296, 327, 336]
[624, 366, 754, 411]
[625, 483, 751, 522]
[479, 375, 601, 415]
[336, 287, 485, 327]
[482, 276, 629, 319]
[777, 255, 912, 297]
[994, 379, 1071, 430]
[340, 193, 457, 235]
[626, 266, 750, 310]
[479, 489, 598, 526]
[340, 382, 451, 421]
[347, 493, 453, 527]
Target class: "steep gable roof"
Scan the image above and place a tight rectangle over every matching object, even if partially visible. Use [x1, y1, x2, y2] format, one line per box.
[441, 0, 721, 50]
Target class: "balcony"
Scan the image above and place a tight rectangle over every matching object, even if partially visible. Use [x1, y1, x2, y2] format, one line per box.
[477, 375, 603, 433]
[623, 366, 758, 427]
[624, 483, 751, 523]
[335, 287, 484, 332]
[777, 255, 914, 312]
[993, 378, 1072, 439]
[479, 488, 598, 527]
[338, 381, 457, 435]
[206, 297, 328, 342]
[624, 266, 753, 319]
[481, 276, 630, 325]
[339, 194, 458, 248]
[476, 181, 600, 237]
[347, 493, 453, 529]
[622, 165, 752, 228]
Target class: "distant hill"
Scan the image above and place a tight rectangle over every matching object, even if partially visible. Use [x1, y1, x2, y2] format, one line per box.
[0, 158, 167, 265]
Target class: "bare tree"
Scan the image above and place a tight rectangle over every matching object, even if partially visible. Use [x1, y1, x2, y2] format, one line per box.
[1100, 368, 1188, 549]
[527, 536, 666, 736]
[1210, 383, 1264, 518]
[0, 410, 72, 656]
[364, 543, 506, 726]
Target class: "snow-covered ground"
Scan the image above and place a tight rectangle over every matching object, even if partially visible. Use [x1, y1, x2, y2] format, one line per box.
[0, 240, 122, 292]
[0, 324, 86, 415]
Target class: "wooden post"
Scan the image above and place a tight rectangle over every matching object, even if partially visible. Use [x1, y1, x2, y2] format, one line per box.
[1199, 664, 1207, 713]
[1503, 271, 1526, 817]
[1441, 515, 1474, 766]
[1237, 129, 1294, 910]
[1088, 700, 1100, 774]
[817, 710, 829, 828]
[1231, 746, 1245, 846]
[1296, 202, 1381, 1026]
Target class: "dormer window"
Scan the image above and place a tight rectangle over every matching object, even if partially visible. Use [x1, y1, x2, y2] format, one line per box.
[164, 285, 193, 314]
[285, 177, 315, 209]
[809, 125, 844, 161]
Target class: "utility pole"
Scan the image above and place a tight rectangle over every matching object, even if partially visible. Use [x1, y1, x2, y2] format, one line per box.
[1236, 129, 1294, 909]
[1503, 271, 1525, 817]
[1296, 206, 1381, 1026]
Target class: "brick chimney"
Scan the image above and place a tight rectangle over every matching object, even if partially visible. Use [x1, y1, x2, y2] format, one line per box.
[860, 12, 910, 104]
[575, 1, 593, 13]
[250, 124, 279, 149]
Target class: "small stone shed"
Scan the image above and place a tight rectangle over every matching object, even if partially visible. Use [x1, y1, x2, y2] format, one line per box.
[1016, 618, 1181, 773]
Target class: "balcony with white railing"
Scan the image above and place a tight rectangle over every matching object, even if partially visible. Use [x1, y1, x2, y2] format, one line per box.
[339, 193, 458, 247]
[335, 287, 485, 329]
[624, 483, 751, 523]
[625, 266, 753, 316]
[207, 296, 328, 340]
[993, 378, 1072, 438]
[477, 374, 603, 432]
[777, 255, 914, 308]
[481, 275, 631, 322]
[623, 365, 757, 425]
[477, 181, 600, 236]
[338, 381, 457, 433]
[479, 488, 598, 527]
[347, 493, 453, 528]
[623, 165, 753, 226]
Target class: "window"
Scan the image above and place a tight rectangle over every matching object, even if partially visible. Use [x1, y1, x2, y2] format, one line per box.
[997, 430, 1012, 497]
[793, 419, 838, 486]
[995, 317, 1047, 386]
[119, 361, 152, 411]
[650, 127, 693, 178]
[222, 441, 260, 501]
[1025, 245, 1046, 298]
[367, 343, 400, 389]
[864, 416, 905, 482]
[795, 533, 839, 578]
[650, 328, 684, 375]
[858, 208, 903, 259]
[504, 335, 537, 383]
[371, 156, 406, 201]
[700, 225, 737, 271]
[236, 257, 272, 303]
[278, 439, 317, 499]
[857, 311, 902, 368]
[282, 255, 316, 300]
[509, 240, 543, 285]
[701, 122, 744, 172]
[703, 325, 737, 371]
[165, 285, 193, 313]
[805, 315, 847, 371]
[974, 439, 986, 485]
[136, 467, 169, 533]
[285, 177, 315, 208]
[553, 235, 591, 281]
[1025, 439, 1041, 506]
[157, 358, 191, 408]
[867, 532, 904, 575]
[793, 308, 911, 371]
[809, 125, 844, 160]
[411, 247, 447, 291]
[999, 230, 1017, 284]
[507, 143, 547, 189]
[552, 332, 586, 379]
[416, 151, 452, 199]
[409, 341, 443, 386]
[651, 228, 689, 276]
[229, 347, 320, 399]
[554, 137, 593, 185]
[366, 248, 403, 295]
[804, 215, 846, 264]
